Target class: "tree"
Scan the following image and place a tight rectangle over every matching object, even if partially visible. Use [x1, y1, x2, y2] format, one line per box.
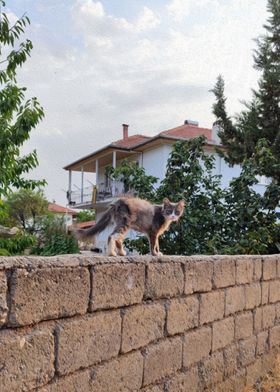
[6, 189, 48, 233]
[76, 210, 96, 223]
[211, 0, 280, 184]
[108, 159, 158, 200]
[0, 1, 45, 197]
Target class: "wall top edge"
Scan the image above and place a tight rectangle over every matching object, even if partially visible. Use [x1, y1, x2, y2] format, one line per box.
[0, 254, 278, 271]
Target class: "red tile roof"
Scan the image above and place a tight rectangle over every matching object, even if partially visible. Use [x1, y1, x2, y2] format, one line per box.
[48, 203, 78, 215]
[159, 124, 212, 141]
[75, 220, 96, 229]
[111, 134, 151, 148]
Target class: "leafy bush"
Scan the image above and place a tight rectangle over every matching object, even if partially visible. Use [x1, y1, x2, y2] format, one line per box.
[76, 210, 96, 223]
[0, 248, 11, 256]
[0, 232, 37, 255]
[32, 215, 79, 256]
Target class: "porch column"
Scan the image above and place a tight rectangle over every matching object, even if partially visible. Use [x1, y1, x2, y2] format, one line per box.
[112, 151, 116, 196]
[67, 170, 72, 203]
[95, 158, 99, 186]
[81, 166, 84, 203]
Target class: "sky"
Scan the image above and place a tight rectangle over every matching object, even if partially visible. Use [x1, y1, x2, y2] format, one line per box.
[5, 0, 268, 205]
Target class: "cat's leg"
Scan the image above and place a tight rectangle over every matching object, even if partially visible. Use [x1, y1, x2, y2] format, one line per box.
[155, 237, 163, 257]
[108, 225, 128, 256]
[149, 233, 160, 256]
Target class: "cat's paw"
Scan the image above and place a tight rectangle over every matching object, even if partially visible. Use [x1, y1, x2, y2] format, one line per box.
[108, 251, 117, 256]
[157, 252, 163, 257]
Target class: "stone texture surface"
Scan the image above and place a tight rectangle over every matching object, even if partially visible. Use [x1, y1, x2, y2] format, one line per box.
[122, 303, 165, 353]
[183, 326, 212, 367]
[167, 296, 199, 335]
[146, 262, 184, 299]
[225, 286, 245, 316]
[262, 304, 275, 329]
[143, 337, 182, 386]
[224, 344, 238, 377]
[235, 312, 253, 340]
[0, 328, 54, 392]
[238, 337, 256, 367]
[270, 325, 280, 348]
[236, 258, 253, 284]
[9, 267, 90, 326]
[200, 351, 224, 388]
[0, 271, 8, 326]
[212, 317, 234, 351]
[90, 351, 143, 392]
[185, 259, 213, 294]
[168, 366, 200, 392]
[269, 280, 280, 303]
[57, 311, 121, 375]
[245, 283, 261, 310]
[263, 257, 277, 280]
[38, 370, 91, 392]
[91, 263, 145, 310]
[213, 258, 235, 288]
[200, 290, 225, 324]
[257, 331, 268, 355]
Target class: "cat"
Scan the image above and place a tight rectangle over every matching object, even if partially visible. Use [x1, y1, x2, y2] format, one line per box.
[76, 197, 185, 256]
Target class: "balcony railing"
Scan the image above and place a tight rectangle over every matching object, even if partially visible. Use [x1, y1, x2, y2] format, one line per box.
[68, 182, 125, 207]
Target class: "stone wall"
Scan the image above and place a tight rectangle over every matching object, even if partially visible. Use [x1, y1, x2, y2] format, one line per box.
[0, 254, 280, 391]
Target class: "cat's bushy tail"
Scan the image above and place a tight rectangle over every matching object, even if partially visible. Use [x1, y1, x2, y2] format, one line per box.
[75, 205, 114, 243]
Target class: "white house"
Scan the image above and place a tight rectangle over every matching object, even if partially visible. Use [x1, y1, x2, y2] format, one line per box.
[64, 120, 268, 252]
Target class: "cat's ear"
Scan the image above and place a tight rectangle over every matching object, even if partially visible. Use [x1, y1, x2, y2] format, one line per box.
[178, 200, 185, 208]
[163, 198, 171, 205]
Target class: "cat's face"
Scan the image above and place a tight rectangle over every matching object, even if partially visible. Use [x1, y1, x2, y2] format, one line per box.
[162, 198, 185, 222]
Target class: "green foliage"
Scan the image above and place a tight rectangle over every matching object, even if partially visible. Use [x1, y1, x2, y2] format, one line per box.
[32, 214, 79, 256]
[211, 0, 280, 184]
[0, 232, 36, 255]
[6, 189, 48, 233]
[76, 209, 96, 223]
[0, 2, 45, 196]
[108, 159, 158, 200]
[121, 137, 279, 255]
[0, 248, 10, 256]
[0, 199, 11, 227]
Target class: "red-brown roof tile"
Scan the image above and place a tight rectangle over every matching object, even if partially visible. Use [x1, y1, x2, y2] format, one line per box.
[48, 203, 78, 215]
[159, 124, 212, 141]
[111, 134, 151, 148]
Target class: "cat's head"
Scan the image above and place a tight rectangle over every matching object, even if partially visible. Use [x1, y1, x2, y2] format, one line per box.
[162, 198, 185, 222]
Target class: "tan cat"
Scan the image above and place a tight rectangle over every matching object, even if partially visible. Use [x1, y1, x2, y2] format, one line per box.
[76, 197, 185, 256]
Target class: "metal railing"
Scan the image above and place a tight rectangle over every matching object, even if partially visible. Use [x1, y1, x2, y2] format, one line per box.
[68, 182, 125, 206]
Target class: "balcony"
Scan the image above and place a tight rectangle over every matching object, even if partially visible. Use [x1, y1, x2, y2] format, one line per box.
[68, 181, 125, 209]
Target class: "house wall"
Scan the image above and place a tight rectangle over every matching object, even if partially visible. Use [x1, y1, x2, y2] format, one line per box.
[142, 144, 172, 186]
[1, 254, 280, 391]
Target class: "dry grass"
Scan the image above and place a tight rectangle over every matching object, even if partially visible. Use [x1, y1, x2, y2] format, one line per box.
[245, 356, 280, 392]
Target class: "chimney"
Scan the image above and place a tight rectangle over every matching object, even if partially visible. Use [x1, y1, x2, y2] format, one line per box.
[122, 124, 129, 139]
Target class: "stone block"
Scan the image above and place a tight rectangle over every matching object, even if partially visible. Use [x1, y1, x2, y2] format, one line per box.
[263, 304, 275, 329]
[270, 325, 280, 348]
[238, 337, 256, 367]
[263, 257, 277, 281]
[143, 337, 182, 386]
[236, 258, 253, 284]
[212, 317, 234, 351]
[213, 258, 235, 288]
[0, 271, 8, 327]
[9, 267, 90, 326]
[245, 283, 261, 310]
[269, 280, 280, 303]
[256, 331, 268, 355]
[90, 351, 143, 392]
[167, 296, 199, 335]
[200, 291, 225, 325]
[0, 328, 54, 392]
[199, 351, 224, 388]
[38, 370, 90, 392]
[122, 303, 165, 352]
[91, 263, 145, 310]
[146, 262, 184, 299]
[185, 259, 213, 294]
[224, 343, 238, 377]
[183, 326, 211, 367]
[235, 312, 253, 340]
[225, 286, 245, 316]
[57, 311, 121, 375]
[168, 366, 199, 392]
